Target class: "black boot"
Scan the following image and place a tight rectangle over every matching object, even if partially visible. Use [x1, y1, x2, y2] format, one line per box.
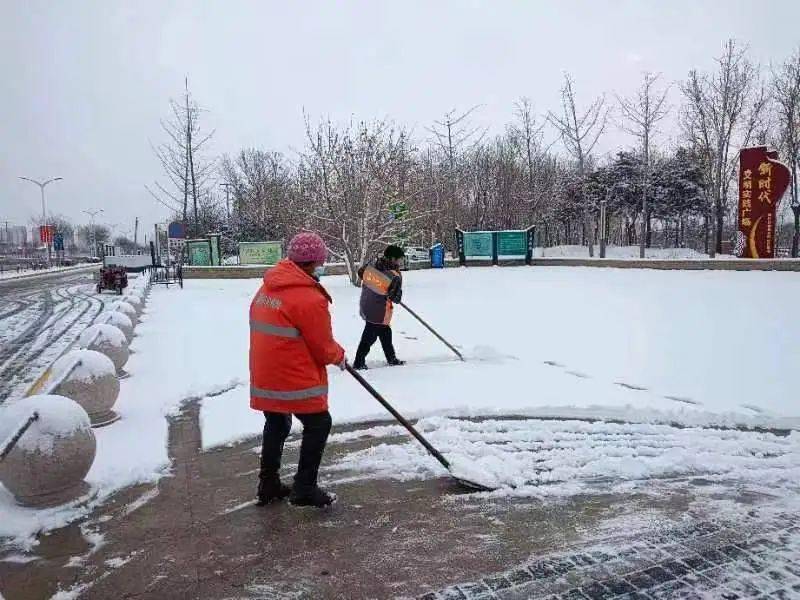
[289, 486, 337, 508]
[352, 362, 368, 370]
[256, 477, 291, 506]
[387, 358, 406, 366]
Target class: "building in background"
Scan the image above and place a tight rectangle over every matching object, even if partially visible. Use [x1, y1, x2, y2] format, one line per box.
[0, 225, 28, 246]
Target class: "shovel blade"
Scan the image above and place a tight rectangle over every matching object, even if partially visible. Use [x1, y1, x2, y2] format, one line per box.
[451, 474, 495, 492]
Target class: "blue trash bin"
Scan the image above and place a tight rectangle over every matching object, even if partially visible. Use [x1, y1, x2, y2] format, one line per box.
[430, 243, 445, 268]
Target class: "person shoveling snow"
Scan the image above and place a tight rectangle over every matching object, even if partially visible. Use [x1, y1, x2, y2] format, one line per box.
[353, 245, 407, 370]
[249, 232, 348, 508]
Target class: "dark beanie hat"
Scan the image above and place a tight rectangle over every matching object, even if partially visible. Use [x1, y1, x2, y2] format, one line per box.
[384, 245, 405, 259]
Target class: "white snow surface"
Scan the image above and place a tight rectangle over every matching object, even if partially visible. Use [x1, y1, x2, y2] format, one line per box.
[201, 267, 800, 452]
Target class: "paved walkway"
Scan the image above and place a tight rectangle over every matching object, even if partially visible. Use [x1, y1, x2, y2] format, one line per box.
[1, 403, 798, 599]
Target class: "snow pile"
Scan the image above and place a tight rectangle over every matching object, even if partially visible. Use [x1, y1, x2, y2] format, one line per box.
[0, 395, 90, 456]
[537, 245, 734, 260]
[326, 417, 800, 496]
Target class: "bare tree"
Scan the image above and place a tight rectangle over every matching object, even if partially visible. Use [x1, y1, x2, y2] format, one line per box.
[427, 106, 486, 245]
[220, 149, 299, 243]
[148, 79, 215, 237]
[773, 47, 800, 256]
[547, 74, 609, 256]
[680, 40, 767, 256]
[617, 72, 671, 258]
[508, 98, 553, 221]
[301, 117, 429, 285]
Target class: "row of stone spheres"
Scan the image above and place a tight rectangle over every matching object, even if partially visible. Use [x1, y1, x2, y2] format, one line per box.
[0, 272, 152, 507]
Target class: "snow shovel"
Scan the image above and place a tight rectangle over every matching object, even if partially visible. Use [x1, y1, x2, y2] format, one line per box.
[346, 364, 492, 491]
[399, 302, 464, 362]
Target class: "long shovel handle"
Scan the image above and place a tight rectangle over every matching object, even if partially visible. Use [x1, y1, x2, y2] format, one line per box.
[346, 365, 450, 469]
[399, 302, 464, 361]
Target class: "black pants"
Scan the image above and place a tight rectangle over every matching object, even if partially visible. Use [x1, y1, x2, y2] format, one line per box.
[354, 322, 396, 365]
[260, 411, 332, 492]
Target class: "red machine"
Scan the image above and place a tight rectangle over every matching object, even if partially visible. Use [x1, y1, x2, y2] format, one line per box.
[97, 266, 128, 295]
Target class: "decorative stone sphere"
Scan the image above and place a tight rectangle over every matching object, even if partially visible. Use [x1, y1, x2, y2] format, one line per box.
[0, 395, 96, 507]
[129, 285, 148, 303]
[121, 294, 143, 314]
[78, 324, 129, 373]
[95, 310, 134, 342]
[107, 301, 137, 325]
[46, 350, 120, 427]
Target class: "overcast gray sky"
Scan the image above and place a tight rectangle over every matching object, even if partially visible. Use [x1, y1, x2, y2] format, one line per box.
[2, 0, 798, 241]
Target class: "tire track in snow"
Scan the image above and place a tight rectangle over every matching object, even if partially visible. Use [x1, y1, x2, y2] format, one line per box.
[0, 286, 106, 401]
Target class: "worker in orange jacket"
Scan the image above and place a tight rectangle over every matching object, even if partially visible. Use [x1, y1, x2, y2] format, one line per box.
[249, 232, 346, 508]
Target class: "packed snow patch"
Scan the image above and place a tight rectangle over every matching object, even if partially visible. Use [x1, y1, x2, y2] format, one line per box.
[326, 417, 800, 497]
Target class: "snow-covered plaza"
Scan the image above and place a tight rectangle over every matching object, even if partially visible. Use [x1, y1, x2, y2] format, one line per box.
[2, 265, 799, 598]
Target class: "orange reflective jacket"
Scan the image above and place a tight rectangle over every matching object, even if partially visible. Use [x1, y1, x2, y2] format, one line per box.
[249, 260, 345, 414]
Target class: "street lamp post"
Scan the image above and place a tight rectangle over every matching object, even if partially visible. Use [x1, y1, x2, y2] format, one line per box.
[19, 176, 63, 266]
[83, 208, 104, 258]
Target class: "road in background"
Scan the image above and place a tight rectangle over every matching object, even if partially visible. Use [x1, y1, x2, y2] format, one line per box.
[0, 268, 105, 401]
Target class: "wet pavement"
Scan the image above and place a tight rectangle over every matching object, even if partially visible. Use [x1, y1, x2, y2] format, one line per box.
[0, 401, 798, 599]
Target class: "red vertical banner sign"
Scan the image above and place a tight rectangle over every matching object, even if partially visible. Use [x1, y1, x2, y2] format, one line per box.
[39, 225, 55, 245]
[738, 146, 791, 258]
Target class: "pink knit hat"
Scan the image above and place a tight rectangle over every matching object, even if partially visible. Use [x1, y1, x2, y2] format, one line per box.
[287, 232, 327, 263]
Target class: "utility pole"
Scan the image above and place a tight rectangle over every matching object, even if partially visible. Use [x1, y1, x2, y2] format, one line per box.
[134, 217, 139, 247]
[19, 176, 63, 266]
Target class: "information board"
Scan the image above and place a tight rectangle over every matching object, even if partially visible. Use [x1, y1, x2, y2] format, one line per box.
[497, 231, 527, 257]
[187, 240, 212, 266]
[462, 232, 493, 259]
[239, 241, 283, 265]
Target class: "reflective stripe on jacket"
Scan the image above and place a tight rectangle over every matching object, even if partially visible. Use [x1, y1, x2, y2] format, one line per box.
[249, 259, 345, 414]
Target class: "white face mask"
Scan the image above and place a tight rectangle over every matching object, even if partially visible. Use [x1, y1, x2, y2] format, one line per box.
[313, 265, 326, 278]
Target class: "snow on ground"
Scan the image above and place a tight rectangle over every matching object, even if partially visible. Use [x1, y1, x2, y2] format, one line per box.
[202, 266, 800, 452]
[536, 245, 734, 259]
[3, 266, 800, 548]
[0, 264, 94, 281]
[323, 417, 800, 498]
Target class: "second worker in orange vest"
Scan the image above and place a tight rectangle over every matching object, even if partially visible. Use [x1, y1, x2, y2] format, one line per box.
[352, 245, 406, 370]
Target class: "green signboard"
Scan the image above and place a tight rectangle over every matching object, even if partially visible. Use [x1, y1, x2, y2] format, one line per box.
[462, 232, 493, 259]
[497, 231, 527, 257]
[239, 241, 283, 265]
[187, 240, 212, 266]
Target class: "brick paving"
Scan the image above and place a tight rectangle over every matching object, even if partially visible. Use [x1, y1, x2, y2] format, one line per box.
[421, 512, 800, 599]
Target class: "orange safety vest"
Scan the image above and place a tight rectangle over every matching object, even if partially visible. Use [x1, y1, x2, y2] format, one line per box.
[360, 265, 401, 325]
